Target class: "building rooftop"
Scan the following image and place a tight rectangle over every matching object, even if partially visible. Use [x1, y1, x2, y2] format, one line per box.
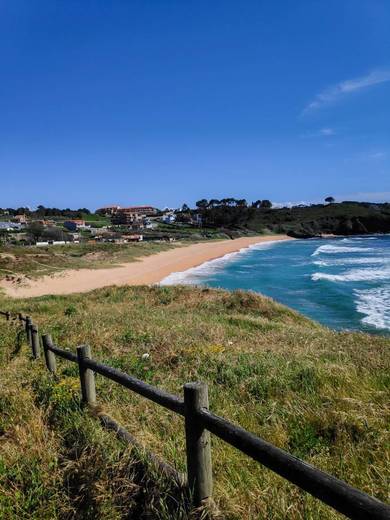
[119, 206, 155, 211]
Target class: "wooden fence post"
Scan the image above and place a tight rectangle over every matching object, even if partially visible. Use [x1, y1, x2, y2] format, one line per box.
[77, 345, 96, 405]
[42, 334, 56, 373]
[31, 324, 41, 359]
[25, 316, 32, 346]
[184, 382, 213, 507]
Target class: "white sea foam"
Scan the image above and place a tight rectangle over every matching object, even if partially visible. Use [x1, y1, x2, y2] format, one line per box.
[160, 240, 280, 286]
[354, 286, 390, 330]
[312, 266, 390, 282]
[311, 244, 374, 256]
[313, 257, 388, 267]
[341, 236, 378, 241]
[351, 236, 379, 240]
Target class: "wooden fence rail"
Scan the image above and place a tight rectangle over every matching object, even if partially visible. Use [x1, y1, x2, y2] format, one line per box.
[1, 309, 389, 519]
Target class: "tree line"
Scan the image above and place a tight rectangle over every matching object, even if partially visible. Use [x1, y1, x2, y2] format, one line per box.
[193, 198, 272, 209]
[0, 206, 91, 218]
[176, 198, 273, 228]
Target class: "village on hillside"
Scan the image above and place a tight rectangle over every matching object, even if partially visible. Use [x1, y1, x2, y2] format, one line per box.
[0, 204, 205, 246]
[2, 199, 389, 247]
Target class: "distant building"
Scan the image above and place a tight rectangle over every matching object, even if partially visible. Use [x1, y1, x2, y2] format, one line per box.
[122, 234, 143, 242]
[120, 206, 157, 216]
[112, 211, 142, 226]
[96, 205, 121, 216]
[13, 214, 28, 224]
[127, 206, 157, 216]
[111, 206, 157, 226]
[162, 213, 176, 224]
[0, 222, 20, 231]
[144, 219, 158, 229]
[34, 219, 56, 227]
[36, 240, 71, 247]
[89, 228, 108, 236]
[63, 219, 86, 231]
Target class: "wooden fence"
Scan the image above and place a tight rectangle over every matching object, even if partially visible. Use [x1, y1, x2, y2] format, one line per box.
[1, 309, 389, 519]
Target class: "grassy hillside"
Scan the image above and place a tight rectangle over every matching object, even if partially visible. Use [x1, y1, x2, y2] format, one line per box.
[199, 202, 390, 236]
[0, 286, 389, 519]
[0, 242, 181, 282]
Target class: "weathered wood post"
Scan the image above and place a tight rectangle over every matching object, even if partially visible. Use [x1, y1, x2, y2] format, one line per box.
[25, 316, 32, 345]
[77, 345, 96, 405]
[31, 324, 41, 358]
[5, 311, 10, 321]
[184, 382, 213, 507]
[42, 334, 56, 373]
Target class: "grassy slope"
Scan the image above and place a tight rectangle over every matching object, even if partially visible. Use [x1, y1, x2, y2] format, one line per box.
[199, 202, 390, 234]
[0, 286, 389, 519]
[0, 242, 182, 281]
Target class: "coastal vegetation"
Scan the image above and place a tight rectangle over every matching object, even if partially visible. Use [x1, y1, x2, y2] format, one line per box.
[0, 242, 180, 282]
[0, 206, 93, 219]
[0, 285, 388, 519]
[189, 200, 390, 237]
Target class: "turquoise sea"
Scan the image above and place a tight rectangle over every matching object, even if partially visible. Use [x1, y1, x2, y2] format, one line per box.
[162, 235, 390, 334]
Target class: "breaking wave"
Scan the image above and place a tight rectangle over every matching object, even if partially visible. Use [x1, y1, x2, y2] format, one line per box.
[160, 240, 280, 285]
[312, 267, 390, 282]
[161, 234, 390, 332]
[313, 257, 388, 267]
[311, 244, 374, 256]
[355, 287, 390, 330]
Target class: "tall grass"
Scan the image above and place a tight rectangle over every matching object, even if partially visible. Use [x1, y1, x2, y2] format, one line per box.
[0, 286, 389, 518]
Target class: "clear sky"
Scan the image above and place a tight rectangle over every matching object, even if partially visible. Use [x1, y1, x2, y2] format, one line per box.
[1, 1, 389, 210]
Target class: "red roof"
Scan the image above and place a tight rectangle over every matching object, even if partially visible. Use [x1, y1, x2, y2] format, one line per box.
[121, 205, 154, 209]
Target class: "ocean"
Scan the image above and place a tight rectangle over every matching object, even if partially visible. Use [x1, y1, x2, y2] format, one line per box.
[161, 235, 390, 334]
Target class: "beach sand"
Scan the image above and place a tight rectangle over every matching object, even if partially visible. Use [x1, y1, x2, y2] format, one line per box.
[1, 235, 292, 298]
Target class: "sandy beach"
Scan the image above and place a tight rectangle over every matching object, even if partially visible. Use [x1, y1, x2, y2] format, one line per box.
[1, 235, 292, 298]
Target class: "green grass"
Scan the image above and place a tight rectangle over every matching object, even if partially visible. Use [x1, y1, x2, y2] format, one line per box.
[0, 242, 183, 281]
[81, 213, 110, 223]
[0, 286, 389, 519]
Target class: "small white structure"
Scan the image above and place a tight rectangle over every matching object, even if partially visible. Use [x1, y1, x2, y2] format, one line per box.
[36, 240, 72, 247]
[162, 213, 176, 224]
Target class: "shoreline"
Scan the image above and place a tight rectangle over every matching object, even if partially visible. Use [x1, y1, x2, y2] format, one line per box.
[160, 237, 282, 285]
[1, 235, 293, 298]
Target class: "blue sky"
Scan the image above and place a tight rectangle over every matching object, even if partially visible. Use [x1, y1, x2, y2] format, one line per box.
[1, 1, 389, 210]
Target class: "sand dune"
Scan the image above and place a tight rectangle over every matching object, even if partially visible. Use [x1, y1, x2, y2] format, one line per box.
[1, 235, 292, 298]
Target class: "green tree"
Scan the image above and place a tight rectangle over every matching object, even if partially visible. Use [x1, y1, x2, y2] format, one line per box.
[260, 199, 272, 208]
[43, 227, 67, 241]
[195, 199, 209, 209]
[325, 196, 335, 203]
[26, 222, 44, 241]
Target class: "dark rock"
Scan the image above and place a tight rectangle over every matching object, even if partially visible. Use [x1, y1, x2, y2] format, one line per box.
[287, 230, 321, 239]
